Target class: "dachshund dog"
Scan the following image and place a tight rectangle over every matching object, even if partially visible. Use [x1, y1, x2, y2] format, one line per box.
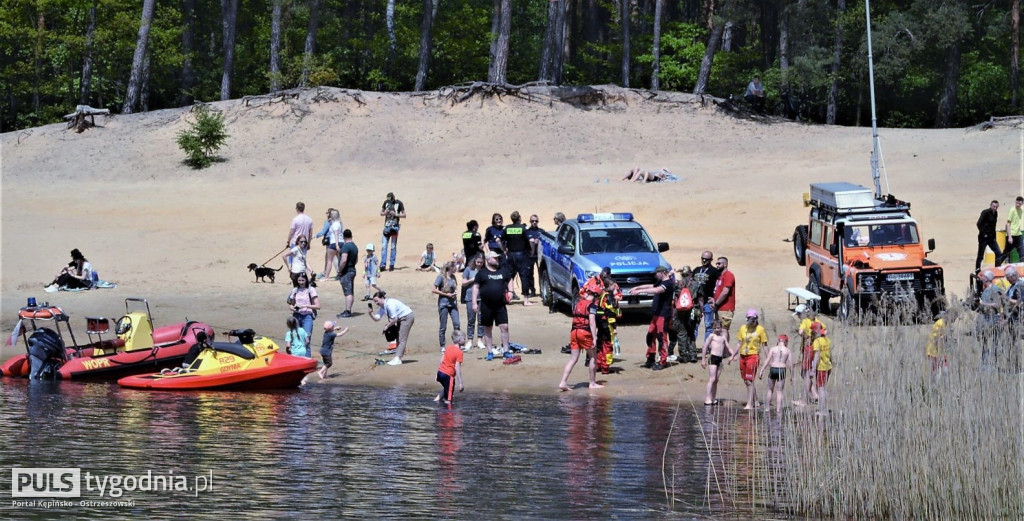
[248, 263, 282, 283]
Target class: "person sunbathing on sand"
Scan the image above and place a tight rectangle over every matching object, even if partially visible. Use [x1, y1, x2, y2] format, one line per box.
[622, 167, 672, 183]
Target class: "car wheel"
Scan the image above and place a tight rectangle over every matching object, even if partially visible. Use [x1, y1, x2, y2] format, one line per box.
[539, 268, 554, 307]
[794, 225, 808, 266]
[807, 272, 826, 313]
[839, 287, 856, 322]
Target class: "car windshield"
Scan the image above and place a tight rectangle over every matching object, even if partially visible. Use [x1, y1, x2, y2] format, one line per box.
[843, 223, 919, 247]
[580, 228, 656, 254]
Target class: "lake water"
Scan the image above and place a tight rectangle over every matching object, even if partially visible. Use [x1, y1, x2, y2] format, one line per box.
[0, 380, 791, 520]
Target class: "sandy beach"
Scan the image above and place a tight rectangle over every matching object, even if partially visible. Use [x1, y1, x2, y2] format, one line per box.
[1, 86, 1018, 400]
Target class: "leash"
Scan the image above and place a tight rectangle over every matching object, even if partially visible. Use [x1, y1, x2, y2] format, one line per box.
[262, 246, 290, 267]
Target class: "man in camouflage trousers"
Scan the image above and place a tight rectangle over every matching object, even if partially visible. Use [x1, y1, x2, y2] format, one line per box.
[668, 266, 699, 363]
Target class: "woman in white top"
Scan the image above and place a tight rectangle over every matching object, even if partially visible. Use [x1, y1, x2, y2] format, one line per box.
[283, 236, 311, 287]
[369, 290, 415, 365]
[47, 248, 93, 291]
[321, 209, 343, 279]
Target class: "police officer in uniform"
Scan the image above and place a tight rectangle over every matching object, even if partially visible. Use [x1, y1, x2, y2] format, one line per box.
[462, 220, 483, 264]
[503, 211, 533, 306]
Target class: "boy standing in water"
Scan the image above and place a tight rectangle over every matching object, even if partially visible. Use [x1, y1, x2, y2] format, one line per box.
[758, 335, 794, 413]
[700, 320, 734, 406]
[810, 323, 833, 415]
[435, 330, 466, 404]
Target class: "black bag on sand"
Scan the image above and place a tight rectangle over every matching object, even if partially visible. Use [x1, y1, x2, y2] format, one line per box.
[384, 324, 400, 342]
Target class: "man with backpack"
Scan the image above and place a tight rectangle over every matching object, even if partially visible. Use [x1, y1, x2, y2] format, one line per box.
[668, 266, 699, 363]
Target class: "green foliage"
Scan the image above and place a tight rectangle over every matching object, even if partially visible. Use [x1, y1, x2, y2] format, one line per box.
[637, 22, 706, 91]
[0, 0, 1021, 130]
[175, 105, 228, 169]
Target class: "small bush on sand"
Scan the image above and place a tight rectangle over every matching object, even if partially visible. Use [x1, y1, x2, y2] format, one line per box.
[176, 105, 229, 168]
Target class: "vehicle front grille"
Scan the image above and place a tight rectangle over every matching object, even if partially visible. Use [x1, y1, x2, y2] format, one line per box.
[880, 279, 922, 294]
[612, 273, 657, 288]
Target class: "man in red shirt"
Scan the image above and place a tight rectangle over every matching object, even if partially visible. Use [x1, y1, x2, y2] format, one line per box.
[435, 331, 466, 404]
[712, 257, 736, 333]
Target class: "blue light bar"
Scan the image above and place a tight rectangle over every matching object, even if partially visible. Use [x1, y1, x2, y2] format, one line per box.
[577, 213, 634, 223]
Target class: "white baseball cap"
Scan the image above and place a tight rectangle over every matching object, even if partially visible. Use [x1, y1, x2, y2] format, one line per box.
[366, 243, 375, 251]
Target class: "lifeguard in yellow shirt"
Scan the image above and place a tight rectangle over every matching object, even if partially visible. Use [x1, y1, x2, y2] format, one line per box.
[731, 308, 767, 410]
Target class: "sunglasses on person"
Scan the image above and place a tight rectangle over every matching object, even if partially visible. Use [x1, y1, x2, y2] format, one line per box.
[701, 257, 712, 262]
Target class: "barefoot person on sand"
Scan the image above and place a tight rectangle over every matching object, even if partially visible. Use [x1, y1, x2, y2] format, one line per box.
[758, 335, 794, 413]
[558, 285, 604, 391]
[701, 320, 734, 406]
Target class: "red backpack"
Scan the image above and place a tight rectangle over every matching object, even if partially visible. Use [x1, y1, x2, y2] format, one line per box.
[676, 287, 693, 311]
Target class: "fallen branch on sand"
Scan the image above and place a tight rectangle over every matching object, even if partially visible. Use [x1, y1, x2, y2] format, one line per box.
[426, 81, 551, 106]
[63, 105, 110, 133]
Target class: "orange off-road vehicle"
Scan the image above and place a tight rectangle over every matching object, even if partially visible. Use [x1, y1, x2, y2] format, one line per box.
[793, 182, 945, 320]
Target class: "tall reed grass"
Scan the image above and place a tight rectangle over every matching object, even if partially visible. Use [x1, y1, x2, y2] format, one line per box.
[678, 300, 1023, 519]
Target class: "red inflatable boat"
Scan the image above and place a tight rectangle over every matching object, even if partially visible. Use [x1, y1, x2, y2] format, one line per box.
[1, 298, 214, 380]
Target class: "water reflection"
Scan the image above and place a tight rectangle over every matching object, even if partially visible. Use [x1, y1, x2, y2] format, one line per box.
[0, 380, 792, 519]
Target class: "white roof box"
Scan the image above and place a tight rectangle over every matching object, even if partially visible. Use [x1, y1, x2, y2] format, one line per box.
[810, 182, 874, 210]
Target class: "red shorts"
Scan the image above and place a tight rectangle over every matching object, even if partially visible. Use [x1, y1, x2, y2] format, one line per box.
[739, 354, 758, 382]
[816, 369, 831, 388]
[570, 329, 594, 351]
[802, 345, 814, 372]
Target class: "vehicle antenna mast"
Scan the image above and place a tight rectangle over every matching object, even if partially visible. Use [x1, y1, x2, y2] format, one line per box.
[865, 0, 888, 200]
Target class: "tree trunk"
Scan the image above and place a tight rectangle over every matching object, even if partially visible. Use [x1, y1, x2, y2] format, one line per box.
[539, 0, 558, 81]
[33, 10, 44, 120]
[554, 0, 570, 83]
[488, 0, 511, 84]
[220, 0, 239, 100]
[140, 51, 151, 111]
[721, 21, 733, 51]
[269, 0, 283, 92]
[180, 0, 196, 105]
[935, 40, 961, 128]
[80, 0, 96, 105]
[123, 0, 156, 114]
[299, 0, 321, 87]
[825, 0, 844, 125]
[693, 18, 724, 94]
[1013, 0, 1020, 109]
[651, 0, 662, 90]
[621, 0, 630, 87]
[414, 0, 435, 90]
[778, 0, 788, 89]
[488, 0, 501, 81]
[386, 0, 397, 75]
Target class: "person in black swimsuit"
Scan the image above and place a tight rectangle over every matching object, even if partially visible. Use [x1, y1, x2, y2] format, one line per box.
[700, 320, 733, 406]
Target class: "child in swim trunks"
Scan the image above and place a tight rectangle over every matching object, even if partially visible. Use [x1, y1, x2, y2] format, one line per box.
[758, 335, 793, 413]
[700, 320, 734, 406]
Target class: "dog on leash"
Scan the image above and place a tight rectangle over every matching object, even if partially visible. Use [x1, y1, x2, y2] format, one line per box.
[248, 264, 282, 283]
